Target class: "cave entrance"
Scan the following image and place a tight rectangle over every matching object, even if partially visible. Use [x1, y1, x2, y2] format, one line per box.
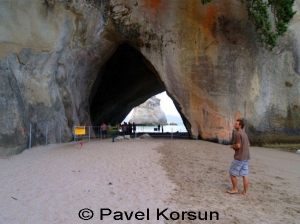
[123, 91, 188, 133]
[89, 43, 166, 127]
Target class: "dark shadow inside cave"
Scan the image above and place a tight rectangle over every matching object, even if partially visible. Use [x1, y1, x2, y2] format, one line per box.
[88, 43, 193, 137]
[89, 43, 168, 126]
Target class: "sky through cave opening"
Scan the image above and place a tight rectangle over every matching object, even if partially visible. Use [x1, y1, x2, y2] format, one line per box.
[123, 91, 187, 133]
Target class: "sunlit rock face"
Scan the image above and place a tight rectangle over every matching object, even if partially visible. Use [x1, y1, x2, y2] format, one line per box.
[1, 0, 300, 156]
[129, 96, 167, 125]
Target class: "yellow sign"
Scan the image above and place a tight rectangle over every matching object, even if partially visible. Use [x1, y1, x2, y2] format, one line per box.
[75, 126, 86, 135]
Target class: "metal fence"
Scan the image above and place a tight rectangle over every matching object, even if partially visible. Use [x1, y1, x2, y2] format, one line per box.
[72, 125, 195, 141]
[25, 123, 197, 150]
[25, 123, 65, 149]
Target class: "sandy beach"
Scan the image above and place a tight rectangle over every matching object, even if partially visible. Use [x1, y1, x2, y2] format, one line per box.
[0, 138, 299, 224]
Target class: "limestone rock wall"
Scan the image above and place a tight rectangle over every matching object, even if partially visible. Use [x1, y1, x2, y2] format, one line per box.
[0, 0, 300, 156]
[108, 0, 300, 143]
[0, 0, 113, 155]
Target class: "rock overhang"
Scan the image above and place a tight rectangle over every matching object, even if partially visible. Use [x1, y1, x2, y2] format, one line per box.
[89, 43, 166, 126]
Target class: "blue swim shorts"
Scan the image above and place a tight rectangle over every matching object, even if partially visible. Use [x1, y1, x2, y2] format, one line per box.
[229, 159, 249, 177]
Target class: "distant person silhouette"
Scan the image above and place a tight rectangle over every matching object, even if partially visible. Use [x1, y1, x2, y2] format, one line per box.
[101, 122, 107, 138]
[132, 122, 136, 133]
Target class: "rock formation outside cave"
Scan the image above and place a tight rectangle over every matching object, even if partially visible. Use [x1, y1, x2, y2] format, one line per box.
[129, 96, 168, 125]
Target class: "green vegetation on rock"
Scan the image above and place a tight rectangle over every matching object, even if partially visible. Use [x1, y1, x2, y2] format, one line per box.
[202, 0, 296, 50]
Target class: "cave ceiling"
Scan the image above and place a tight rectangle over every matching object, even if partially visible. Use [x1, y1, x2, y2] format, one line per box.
[89, 43, 165, 126]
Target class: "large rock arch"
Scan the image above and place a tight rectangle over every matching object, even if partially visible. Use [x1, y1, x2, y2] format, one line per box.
[89, 43, 166, 126]
[1, 0, 300, 156]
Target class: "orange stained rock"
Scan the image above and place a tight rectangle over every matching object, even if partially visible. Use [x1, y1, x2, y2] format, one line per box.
[218, 129, 231, 140]
[224, 0, 231, 12]
[206, 98, 218, 111]
[234, 111, 243, 121]
[202, 5, 218, 37]
[150, 0, 161, 8]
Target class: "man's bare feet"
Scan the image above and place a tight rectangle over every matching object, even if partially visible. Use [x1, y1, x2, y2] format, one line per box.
[227, 189, 239, 194]
[241, 191, 248, 196]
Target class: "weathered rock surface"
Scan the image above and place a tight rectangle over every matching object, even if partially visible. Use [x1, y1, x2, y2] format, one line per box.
[129, 96, 167, 125]
[0, 0, 300, 156]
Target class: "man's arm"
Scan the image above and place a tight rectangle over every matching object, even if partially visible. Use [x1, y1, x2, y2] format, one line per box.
[230, 133, 241, 150]
[230, 143, 241, 150]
